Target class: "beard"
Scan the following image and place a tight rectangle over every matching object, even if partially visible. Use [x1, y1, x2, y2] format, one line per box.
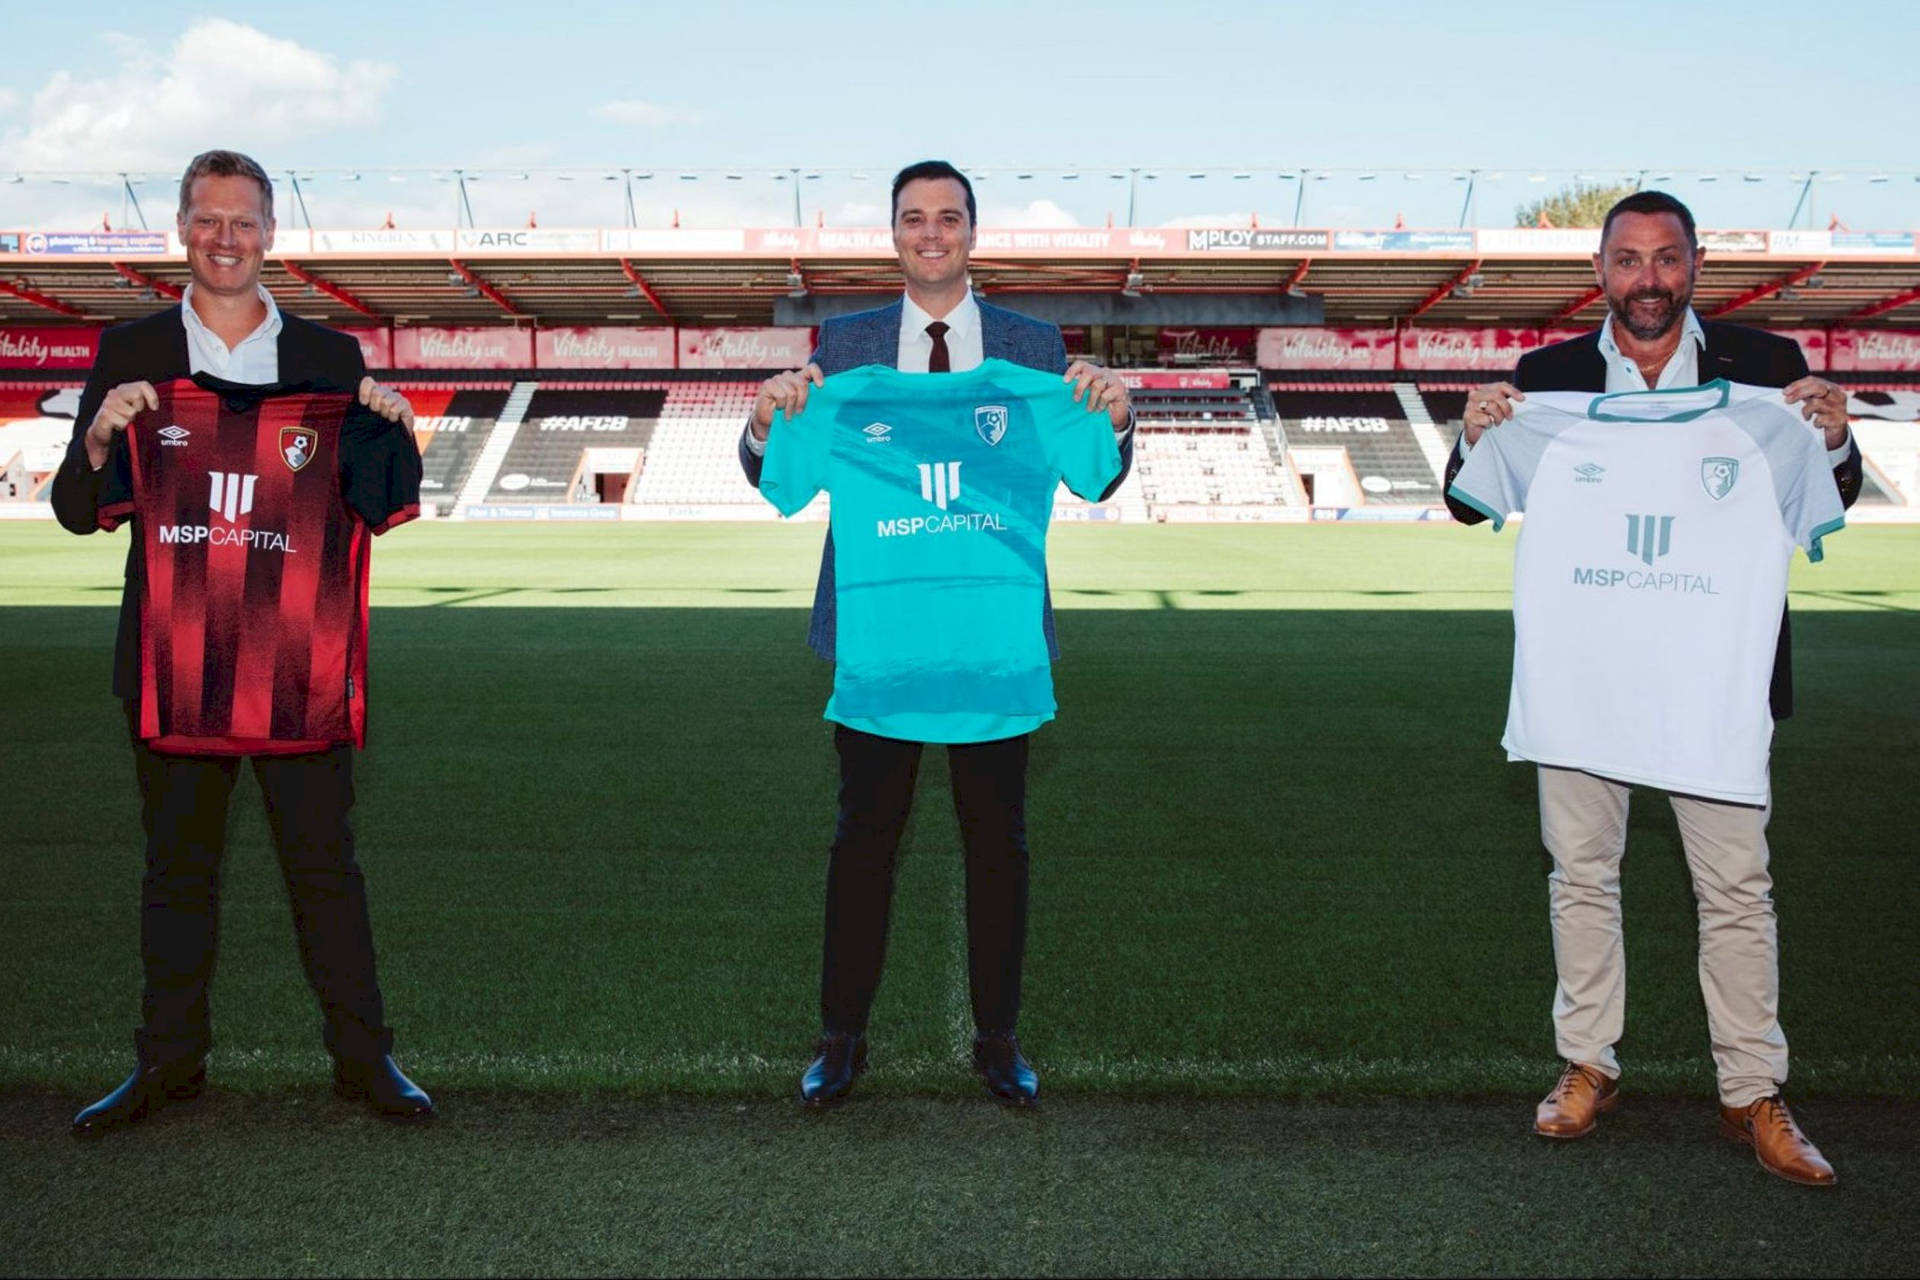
[1607, 280, 1692, 342]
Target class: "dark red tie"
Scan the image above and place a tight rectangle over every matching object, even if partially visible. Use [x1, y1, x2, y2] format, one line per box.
[926, 320, 951, 373]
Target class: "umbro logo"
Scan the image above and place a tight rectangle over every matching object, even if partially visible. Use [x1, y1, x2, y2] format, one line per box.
[863, 421, 892, 444]
[1573, 462, 1604, 484]
[159, 424, 191, 448]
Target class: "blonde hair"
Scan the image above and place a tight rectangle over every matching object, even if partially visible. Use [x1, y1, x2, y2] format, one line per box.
[177, 150, 273, 222]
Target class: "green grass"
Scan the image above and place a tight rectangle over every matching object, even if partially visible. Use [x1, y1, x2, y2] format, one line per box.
[2, 521, 1917, 1276]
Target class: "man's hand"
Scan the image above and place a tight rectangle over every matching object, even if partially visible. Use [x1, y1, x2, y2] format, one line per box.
[359, 377, 416, 443]
[84, 380, 158, 470]
[1783, 376, 1851, 451]
[1462, 381, 1525, 447]
[1064, 360, 1132, 432]
[750, 363, 825, 442]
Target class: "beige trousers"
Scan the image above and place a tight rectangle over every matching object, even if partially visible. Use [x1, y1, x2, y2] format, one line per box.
[1538, 765, 1788, 1107]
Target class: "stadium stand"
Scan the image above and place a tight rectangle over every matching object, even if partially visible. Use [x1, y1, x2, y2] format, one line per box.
[1132, 426, 1289, 507]
[1417, 389, 1470, 450]
[1270, 387, 1442, 504]
[1849, 391, 1920, 507]
[626, 381, 767, 512]
[402, 387, 510, 511]
[485, 387, 665, 504]
[0, 387, 78, 502]
[1129, 386, 1257, 424]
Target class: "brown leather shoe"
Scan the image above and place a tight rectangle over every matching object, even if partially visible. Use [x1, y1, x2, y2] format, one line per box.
[1533, 1061, 1618, 1139]
[1719, 1095, 1837, 1186]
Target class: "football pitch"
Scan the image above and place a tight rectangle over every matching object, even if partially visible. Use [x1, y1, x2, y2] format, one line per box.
[2, 520, 1917, 1276]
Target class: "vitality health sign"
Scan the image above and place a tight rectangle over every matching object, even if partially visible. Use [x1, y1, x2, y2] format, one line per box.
[536, 327, 676, 369]
[0, 326, 100, 369]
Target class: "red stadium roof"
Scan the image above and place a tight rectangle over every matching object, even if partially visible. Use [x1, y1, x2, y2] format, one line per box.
[2, 224, 1917, 331]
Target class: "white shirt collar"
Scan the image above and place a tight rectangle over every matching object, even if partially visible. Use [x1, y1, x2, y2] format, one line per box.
[181, 283, 283, 354]
[1597, 305, 1705, 366]
[900, 288, 980, 343]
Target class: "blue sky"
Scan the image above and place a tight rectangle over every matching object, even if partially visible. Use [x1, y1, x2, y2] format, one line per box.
[1, 0, 1914, 230]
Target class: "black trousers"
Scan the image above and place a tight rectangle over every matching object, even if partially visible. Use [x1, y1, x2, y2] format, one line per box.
[821, 725, 1030, 1037]
[126, 703, 391, 1066]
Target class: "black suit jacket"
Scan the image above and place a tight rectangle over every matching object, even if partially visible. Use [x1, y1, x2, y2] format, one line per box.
[1442, 320, 1863, 720]
[51, 306, 368, 697]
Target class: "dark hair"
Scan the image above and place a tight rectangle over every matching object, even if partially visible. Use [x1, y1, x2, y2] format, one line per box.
[177, 150, 274, 222]
[1600, 190, 1696, 251]
[891, 160, 975, 227]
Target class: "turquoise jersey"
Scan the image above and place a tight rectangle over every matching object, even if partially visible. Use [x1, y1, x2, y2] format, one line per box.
[759, 359, 1122, 744]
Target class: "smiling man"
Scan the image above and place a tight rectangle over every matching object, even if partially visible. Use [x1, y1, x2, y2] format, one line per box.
[52, 149, 431, 1134]
[739, 159, 1134, 1107]
[1442, 191, 1859, 1185]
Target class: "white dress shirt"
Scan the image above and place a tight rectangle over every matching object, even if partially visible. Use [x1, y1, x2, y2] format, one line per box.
[898, 289, 984, 372]
[181, 283, 282, 384]
[1598, 306, 1705, 392]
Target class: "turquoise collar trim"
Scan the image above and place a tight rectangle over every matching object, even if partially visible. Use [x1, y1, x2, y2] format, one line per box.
[1587, 379, 1732, 423]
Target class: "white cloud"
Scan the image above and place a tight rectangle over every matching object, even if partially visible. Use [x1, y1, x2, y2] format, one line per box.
[593, 100, 698, 128]
[0, 20, 396, 172]
[828, 199, 887, 225]
[1157, 211, 1256, 228]
[979, 198, 1081, 229]
[0, 88, 19, 115]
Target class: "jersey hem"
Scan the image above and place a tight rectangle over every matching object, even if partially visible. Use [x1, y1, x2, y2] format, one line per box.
[828, 710, 1054, 745]
[1501, 743, 1770, 807]
[147, 734, 343, 757]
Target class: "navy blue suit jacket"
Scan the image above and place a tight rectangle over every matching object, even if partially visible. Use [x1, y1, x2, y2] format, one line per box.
[738, 297, 1135, 660]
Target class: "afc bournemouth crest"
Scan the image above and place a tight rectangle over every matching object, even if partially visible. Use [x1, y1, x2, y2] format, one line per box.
[281, 426, 318, 472]
[973, 404, 1008, 447]
[1700, 456, 1739, 500]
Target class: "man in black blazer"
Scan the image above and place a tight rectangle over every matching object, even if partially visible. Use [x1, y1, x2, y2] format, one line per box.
[1444, 192, 1852, 1185]
[54, 149, 431, 1133]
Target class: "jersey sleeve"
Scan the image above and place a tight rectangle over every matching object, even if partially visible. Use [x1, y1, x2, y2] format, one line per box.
[1772, 414, 1847, 563]
[1036, 381, 1122, 501]
[341, 403, 424, 534]
[1447, 429, 1529, 531]
[758, 386, 836, 516]
[95, 422, 137, 531]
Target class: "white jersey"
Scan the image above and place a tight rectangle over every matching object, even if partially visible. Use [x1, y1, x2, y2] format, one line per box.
[1450, 381, 1844, 804]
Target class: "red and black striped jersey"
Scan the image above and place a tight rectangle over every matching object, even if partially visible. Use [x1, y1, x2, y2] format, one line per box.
[98, 376, 421, 755]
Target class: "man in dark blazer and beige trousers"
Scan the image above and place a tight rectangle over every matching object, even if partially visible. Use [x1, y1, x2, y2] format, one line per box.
[1446, 191, 1858, 1186]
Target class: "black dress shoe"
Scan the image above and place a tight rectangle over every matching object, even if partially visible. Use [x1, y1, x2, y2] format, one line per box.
[72, 1059, 207, 1137]
[333, 1055, 434, 1121]
[973, 1032, 1039, 1106]
[799, 1032, 868, 1107]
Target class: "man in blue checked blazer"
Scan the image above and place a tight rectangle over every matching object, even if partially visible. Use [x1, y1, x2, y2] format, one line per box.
[738, 159, 1134, 1109]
